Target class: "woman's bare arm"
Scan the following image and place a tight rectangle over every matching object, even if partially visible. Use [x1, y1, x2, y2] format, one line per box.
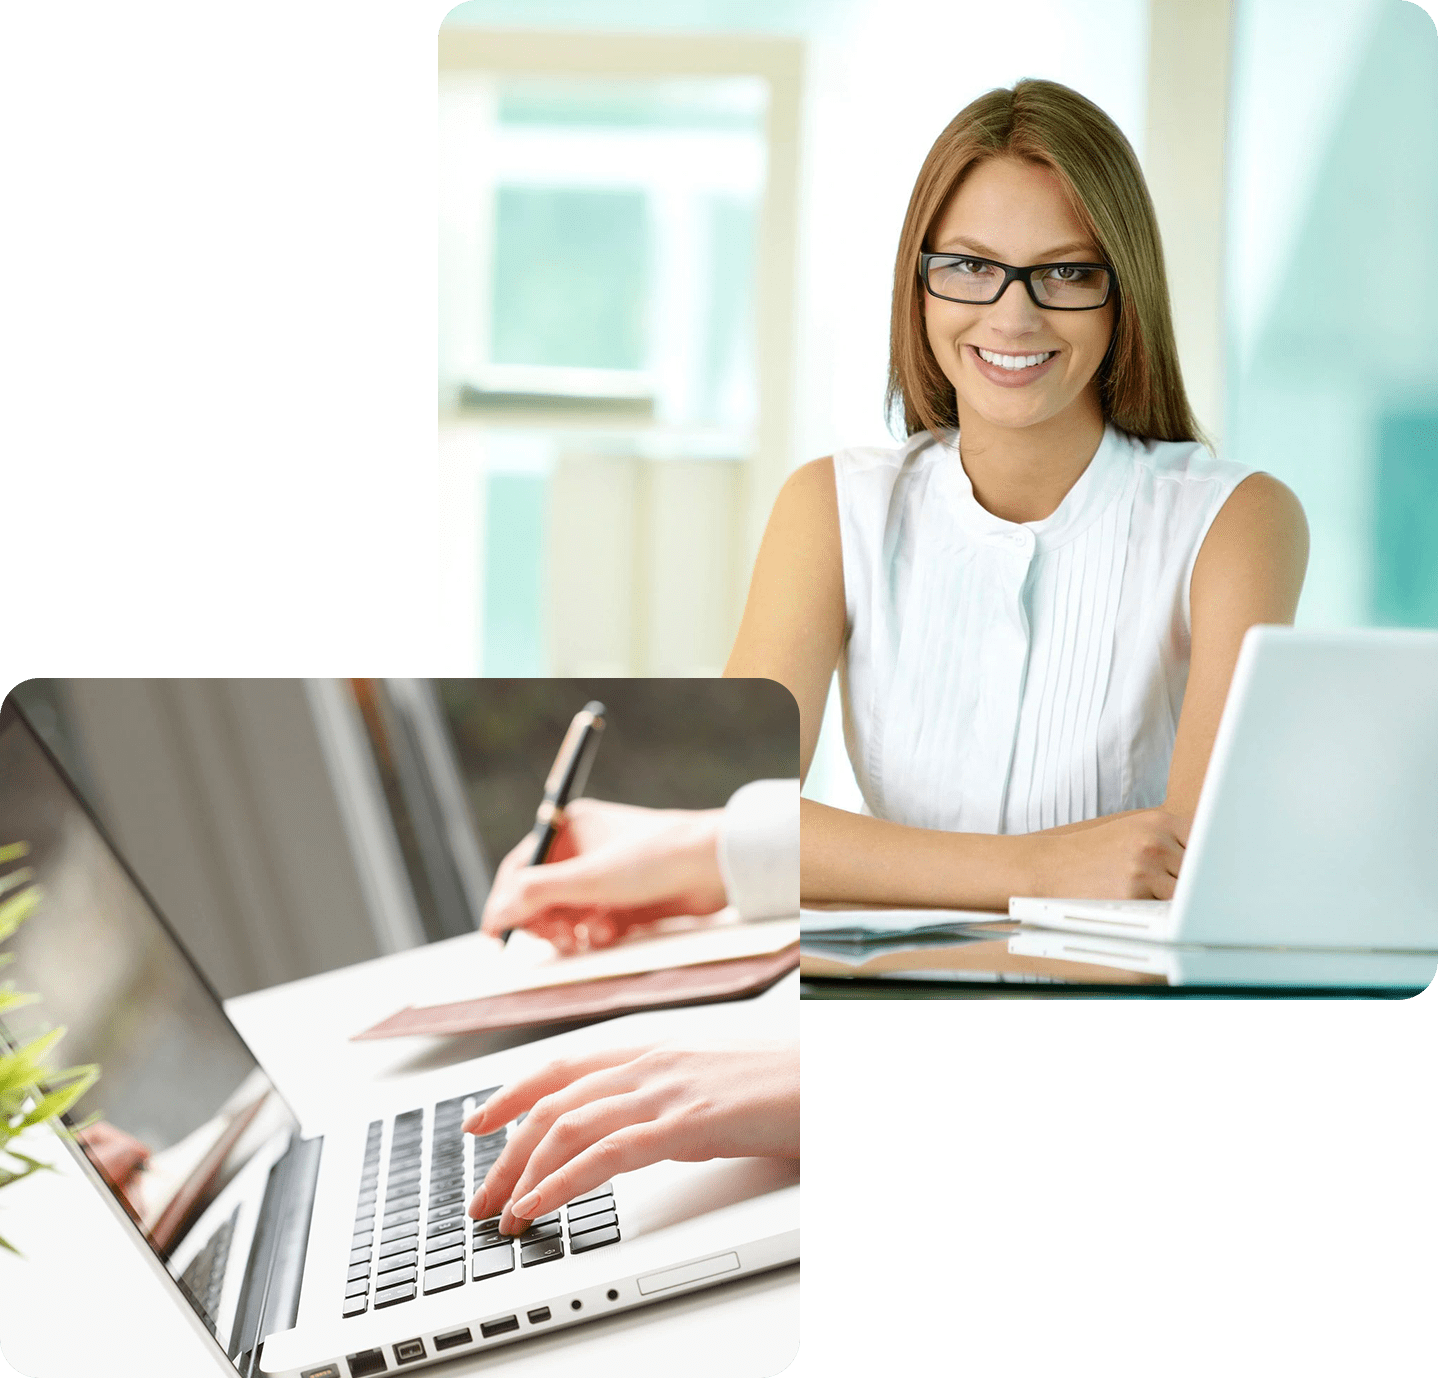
[723, 457, 845, 779]
[1164, 474, 1309, 822]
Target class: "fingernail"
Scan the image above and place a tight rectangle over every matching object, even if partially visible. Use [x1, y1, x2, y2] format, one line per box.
[512, 1189, 541, 1218]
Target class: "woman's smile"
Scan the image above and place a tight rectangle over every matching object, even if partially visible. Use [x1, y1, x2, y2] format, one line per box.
[965, 342, 1062, 388]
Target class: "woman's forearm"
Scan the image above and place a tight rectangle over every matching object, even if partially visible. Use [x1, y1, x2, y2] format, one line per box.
[800, 798, 1043, 910]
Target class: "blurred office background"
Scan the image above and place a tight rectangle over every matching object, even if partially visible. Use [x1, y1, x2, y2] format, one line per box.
[7, 678, 796, 998]
[436, 0, 1438, 811]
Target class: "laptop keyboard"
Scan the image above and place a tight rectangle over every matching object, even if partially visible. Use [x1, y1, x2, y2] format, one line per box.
[179, 1203, 241, 1334]
[343, 1092, 621, 1318]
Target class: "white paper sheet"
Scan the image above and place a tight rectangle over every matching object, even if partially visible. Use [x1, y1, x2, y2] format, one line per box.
[800, 906, 1006, 939]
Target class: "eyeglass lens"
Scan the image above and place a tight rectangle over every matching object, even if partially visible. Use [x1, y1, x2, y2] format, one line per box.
[925, 257, 1111, 308]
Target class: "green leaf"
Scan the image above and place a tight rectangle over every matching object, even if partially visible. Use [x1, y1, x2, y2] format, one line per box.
[0, 1026, 67, 1095]
[0, 887, 39, 945]
[0, 986, 38, 1015]
[16, 1067, 99, 1129]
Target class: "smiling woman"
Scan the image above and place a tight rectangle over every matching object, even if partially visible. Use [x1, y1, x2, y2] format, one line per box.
[725, 77, 1309, 915]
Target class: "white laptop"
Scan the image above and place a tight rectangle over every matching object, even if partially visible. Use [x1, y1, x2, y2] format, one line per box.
[1007, 928, 1437, 990]
[0, 700, 798, 1378]
[1008, 627, 1438, 950]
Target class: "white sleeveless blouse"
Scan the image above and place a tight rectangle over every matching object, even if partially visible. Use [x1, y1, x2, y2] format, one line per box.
[833, 424, 1255, 834]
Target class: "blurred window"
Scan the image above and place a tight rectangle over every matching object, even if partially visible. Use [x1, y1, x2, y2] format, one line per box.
[439, 46, 790, 677]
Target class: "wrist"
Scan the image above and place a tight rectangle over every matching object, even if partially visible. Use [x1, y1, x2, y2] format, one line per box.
[1011, 832, 1054, 899]
[669, 809, 726, 897]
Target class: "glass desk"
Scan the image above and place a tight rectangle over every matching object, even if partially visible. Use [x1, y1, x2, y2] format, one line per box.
[800, 921, 1436, 999]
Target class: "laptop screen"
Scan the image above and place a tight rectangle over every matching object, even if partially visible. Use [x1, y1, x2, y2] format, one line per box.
[0, 698, 299, 1342]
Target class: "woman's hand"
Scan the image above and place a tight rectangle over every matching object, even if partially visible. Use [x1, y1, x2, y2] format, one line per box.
[1036, 808, 1189, 899]
[478, 799, 730, 954]
[462, 1044, 800, 1234]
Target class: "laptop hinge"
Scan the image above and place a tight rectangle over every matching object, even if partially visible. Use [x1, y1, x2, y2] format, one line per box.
[231, 1132, 324, 1373]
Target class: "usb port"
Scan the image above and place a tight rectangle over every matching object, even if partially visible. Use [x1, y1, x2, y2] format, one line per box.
[527, 1307, 551, 1324]
[433, 1328, 472, 1352]
[480, 1315, 520, 1338]
[394, 1338, 425, 1363]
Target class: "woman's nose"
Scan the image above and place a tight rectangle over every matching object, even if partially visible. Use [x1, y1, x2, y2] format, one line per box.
[985, 276, 1044, 336]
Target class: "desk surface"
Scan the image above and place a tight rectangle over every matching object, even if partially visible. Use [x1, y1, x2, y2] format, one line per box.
[0, 931, 797, 1378]
[800, 922, 1434, 998]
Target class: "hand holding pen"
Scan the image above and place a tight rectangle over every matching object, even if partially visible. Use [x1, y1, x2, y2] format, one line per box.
[496, 701, 607, 945]
[478, 721, 731, 953]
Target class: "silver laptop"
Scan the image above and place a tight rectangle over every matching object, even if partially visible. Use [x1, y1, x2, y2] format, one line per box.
[1009, 627, 1438, 950]
[0, 700, 798, 1378]
[1006, 928, 1437, 990]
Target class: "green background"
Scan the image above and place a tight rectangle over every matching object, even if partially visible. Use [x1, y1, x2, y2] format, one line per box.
[2, 2, 1438, 1378]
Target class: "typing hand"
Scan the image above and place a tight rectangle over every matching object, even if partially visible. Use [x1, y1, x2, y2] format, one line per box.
[1040, 808, 1190, 900]
[478, 799, 729, 954]
[462, 1044, 800, 1235]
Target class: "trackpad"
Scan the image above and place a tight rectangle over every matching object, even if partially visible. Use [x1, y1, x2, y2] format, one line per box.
[637, 1251, 741, 1295]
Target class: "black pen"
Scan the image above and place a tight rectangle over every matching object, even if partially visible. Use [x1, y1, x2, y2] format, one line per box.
[498, 700, 606, 944]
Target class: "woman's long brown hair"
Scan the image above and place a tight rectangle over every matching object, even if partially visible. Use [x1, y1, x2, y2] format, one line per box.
[886, 78, 1206, 448]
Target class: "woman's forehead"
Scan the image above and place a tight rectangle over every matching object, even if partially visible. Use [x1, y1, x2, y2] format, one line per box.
[930, 157, 1096, 261]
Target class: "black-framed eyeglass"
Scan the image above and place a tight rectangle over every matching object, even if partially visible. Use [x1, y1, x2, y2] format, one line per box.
[919, 252, 1116, 311]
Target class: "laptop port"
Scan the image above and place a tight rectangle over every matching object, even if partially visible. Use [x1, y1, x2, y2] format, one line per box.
[394, 1338, 426, 1364]
[527, 1307, 551, 1324]
[480, 1315, 520, 1338]
[346, 1350, 388, 1377]
[301, 1367, 341, 1378]
[433, 1328, 472, 1352]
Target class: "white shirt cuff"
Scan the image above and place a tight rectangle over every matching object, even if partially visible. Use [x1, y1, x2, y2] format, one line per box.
[716, 778, 799, 920]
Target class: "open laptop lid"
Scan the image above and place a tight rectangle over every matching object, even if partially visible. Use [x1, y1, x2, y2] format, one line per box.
[0, 696, 306, 1370]
[1175, 627, 1438, 948]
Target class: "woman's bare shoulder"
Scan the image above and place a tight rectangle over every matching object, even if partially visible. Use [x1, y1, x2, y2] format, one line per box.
[763, 456, 841, 553]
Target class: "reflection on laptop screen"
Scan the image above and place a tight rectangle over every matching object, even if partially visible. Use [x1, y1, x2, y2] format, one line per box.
[0, 699, 298, 1346]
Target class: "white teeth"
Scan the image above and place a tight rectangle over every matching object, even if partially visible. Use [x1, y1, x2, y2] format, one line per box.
[976, 347, 1055, 371]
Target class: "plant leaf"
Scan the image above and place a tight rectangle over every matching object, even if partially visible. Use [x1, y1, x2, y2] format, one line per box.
[0, 887, 40, 945]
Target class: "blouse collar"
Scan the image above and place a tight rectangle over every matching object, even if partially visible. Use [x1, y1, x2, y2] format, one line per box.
[933, 422, 1132, 550]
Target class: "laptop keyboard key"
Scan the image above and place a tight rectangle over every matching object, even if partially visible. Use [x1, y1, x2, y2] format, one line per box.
[567, 1196, 614, 1223]
[343, 1295, 368, 1318]
[376, 1251, 417, 1276]
[520, 1238, 564, 1267]
[519, 1222, 562, 1245]
[472, 1244, 515, 1280]
[569, 1209, 617, 1238]
[569, 1224, 620, 1253]
[423, 1260, 466, 1294]
[374, 1280, 417, 1309]
[424, 1243, 464, 1269]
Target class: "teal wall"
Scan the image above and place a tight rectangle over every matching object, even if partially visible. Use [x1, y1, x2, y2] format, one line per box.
[1227, 0, 1438, 629]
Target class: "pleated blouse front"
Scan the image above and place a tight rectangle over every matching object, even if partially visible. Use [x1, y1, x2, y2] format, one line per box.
[832, 424, 1254, 834]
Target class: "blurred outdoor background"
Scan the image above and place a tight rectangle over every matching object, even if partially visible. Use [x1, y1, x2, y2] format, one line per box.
[9, 678, 796, 998]
[436, 0, 1438, 812]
